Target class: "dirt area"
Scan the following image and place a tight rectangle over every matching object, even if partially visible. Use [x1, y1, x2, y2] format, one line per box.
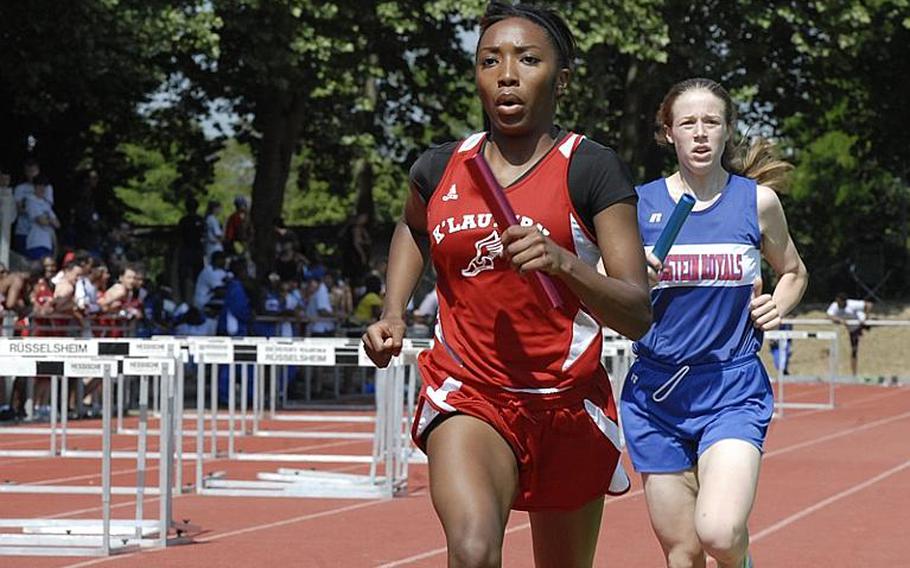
[757, 302, 910, 380]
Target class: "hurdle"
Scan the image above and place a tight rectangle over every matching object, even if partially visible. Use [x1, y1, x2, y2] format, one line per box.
[0, 338, 184, 460]
[766, 329, 839, 418]
[0, 356, 184, 557]
[186, 337, 422, 499]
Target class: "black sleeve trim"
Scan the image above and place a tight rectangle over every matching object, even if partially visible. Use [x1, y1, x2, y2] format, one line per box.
[408, 141, 459, 203]
[568, 138, 637, 235]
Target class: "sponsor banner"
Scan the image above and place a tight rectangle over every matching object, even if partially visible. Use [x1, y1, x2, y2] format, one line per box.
[126, 340, 177, 357]
[122, 358, 176, 376]
[0, 339, 98, 357]
[64, 360, 116, 378]
[257, 343, 335, 366]
[193, 342, 234, 363]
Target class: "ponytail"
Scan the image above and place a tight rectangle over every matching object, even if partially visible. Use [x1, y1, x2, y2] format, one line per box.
[728, 138, 793, 193]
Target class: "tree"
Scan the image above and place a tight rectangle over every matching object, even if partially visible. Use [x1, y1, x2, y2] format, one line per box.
[183, 0, 483, 270]
[0, 1, 218, 220]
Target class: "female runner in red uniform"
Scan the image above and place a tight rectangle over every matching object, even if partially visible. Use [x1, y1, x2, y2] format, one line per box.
[363, 3, 651, 566]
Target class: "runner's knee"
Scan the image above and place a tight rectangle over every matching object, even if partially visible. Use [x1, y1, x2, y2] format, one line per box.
[446, 530, 503, 568]
[695, 517, 747, 562]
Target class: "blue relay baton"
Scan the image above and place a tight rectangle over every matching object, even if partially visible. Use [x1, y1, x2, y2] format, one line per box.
[652, 193, 696, 262]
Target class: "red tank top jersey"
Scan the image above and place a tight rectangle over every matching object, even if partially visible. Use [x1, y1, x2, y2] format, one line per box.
[419, 132, 605, 392]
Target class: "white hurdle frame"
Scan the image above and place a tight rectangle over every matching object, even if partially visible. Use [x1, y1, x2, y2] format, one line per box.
[0, 340, 186, 557]
[0, 358, 161, 557]
[766, 329, 839, 418]
[0, 339, 184, 461]
[180, 336, 420, 499]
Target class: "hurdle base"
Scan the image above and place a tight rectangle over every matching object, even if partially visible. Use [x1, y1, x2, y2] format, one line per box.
[201, 469, 403, 499]
[0, 518, 198, 557]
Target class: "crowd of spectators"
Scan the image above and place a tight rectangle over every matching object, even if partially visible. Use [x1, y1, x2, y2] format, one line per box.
[0, 157, 438, 419]
[172, 196, 437, 343]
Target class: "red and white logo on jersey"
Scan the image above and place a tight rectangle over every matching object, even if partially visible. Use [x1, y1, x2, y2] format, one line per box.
[461, 230, 503, 277]
[441, 183, 459, 202]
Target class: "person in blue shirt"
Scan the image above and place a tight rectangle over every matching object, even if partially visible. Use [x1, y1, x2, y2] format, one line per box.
[622, 78, 809, 568]
[252, 273, 284, 337]
[217, 259, 255, 402]
[218, 259, 253, 337]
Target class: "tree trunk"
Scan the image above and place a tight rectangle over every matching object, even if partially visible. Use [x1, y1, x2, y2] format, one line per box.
[619, 59, 666, 182]
[618, 59, 643, 175]
[250, 96, 306, 273]
[350, 59, 379, 235]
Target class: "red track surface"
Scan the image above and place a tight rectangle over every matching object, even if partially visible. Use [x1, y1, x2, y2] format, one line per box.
[1, 384, 907, 567]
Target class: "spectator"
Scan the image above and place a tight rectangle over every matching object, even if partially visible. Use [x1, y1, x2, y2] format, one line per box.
[303, 250, 327, 282]
[141, 279, 177, 336]
[13, 158, 54, 254]
[827, 293, 875, 376]
[768, 322, 793, 376]
[52, 260, 82, 316]
[76, 262, 108, 318]
[0, 263, 27, 315]
[53, 251, 92, 288]
[304, 276, 335, 337]
[40, 256, 57, 284]
[174, 305, 210, 336]
[224, 195, 253, 255]
[134, 268, 148, 305]
[177, 197, 205, 302]
[0, 165, 11, 200]
[29, 262, 55, 317]
[350, 274, 383, 326]
[203, 200, 224, 261]
[326, 272, 353, 322]
[194, 251, 228, 311]
[273, 217, 298, 252]
[252, 273, 283, 337]
[25, 175, 59, 260]
[279, 280, 305, 337]
[99, 264, 142, 320]
[275, 240, 305, 283]
[0, 165, 10, 192]
[218, 259, 253, 336]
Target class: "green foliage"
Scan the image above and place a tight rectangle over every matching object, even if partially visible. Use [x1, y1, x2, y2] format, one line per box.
[205, 138, 255, 216]
[784, 105, 909, 299]
[0, 0, 218, 221]
[3, 0, 909, 297]
[113, 144, 183, 225]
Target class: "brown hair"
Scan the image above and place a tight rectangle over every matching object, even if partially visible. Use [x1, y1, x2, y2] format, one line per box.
[655, 78, 793, 192]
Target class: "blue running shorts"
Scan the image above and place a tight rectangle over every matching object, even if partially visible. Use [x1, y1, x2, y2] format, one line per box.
[620, 353, 773, 473]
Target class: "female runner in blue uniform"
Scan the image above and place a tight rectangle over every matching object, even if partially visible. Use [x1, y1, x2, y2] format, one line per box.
[622, 78, 809, 568]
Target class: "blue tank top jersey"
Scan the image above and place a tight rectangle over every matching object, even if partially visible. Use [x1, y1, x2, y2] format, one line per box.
[634, 174, 762, 365]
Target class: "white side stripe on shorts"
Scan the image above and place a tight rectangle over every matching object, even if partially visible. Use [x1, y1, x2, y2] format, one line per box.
[426, 377, 463, 412]
[652, 366, 690, 402]
[584, 399, 631, 493]
[583, 399, 622, 450]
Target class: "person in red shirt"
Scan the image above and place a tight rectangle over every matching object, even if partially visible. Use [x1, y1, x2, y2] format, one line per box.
[362, 3, 651, 565]
[224, 196, 252, 256]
